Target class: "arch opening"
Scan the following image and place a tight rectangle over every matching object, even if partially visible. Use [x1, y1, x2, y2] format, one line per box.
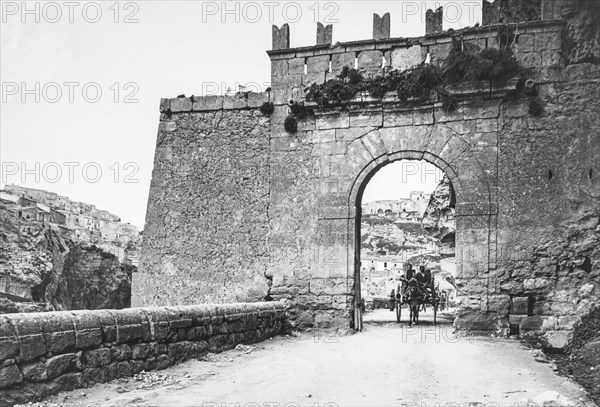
[354, 159, 458, 327]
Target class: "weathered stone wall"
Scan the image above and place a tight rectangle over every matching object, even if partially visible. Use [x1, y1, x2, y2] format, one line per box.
[482, 0, 542, 25]
[559, 0, 600, 64]
[488, 63, 600, 347]
[135, 93, 272, 306]
[0, 302, 286, 406]
[140, 8, 599, 345]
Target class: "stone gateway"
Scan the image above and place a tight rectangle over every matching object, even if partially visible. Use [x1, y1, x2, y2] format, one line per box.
[136, 0, 599, 348]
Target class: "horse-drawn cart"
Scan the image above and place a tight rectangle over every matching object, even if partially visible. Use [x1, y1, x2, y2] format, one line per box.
[394, 281, 439, 325]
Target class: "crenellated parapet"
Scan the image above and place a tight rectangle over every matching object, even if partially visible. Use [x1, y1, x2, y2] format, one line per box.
[426, 7, 443, 35]
[373, 12, 391, 40]
[316, 22, 333, 46]
[272, 23, 290, 50]
[267, 12, 565, 106]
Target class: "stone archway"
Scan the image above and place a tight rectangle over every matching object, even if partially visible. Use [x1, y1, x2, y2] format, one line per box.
[342, 128, 497, 330]
[350, 156, 458, 330]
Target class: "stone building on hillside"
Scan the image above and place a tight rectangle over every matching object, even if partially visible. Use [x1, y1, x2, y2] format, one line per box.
[362, 199, 409, 216]
[49, 208, 66, 225]
[0, 191, 19, 209]
[361, 255, 405, 275]
[361, 192, 432, 219]
[1, 185, 141, 249]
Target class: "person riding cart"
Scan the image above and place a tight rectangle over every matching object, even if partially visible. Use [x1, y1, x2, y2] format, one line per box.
[399, 263, 415, 299]
[405, 263, 415, 281]
[416, 266, 435, 302]
[394, 264, 441, 325]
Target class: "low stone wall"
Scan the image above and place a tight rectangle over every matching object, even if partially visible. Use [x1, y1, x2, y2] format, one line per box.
[0, 302, 286, 406]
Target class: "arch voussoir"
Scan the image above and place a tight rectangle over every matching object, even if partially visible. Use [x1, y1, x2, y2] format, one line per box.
[359, 129, 386, 159]
[438, 134, 471, 168]
[424, 124, 457, 158]
[379, 126, 432, 156]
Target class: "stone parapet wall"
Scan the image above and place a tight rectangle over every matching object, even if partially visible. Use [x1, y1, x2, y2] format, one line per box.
[0, 302, 286, 406]
[267, 20, 565, 98]
[164, 92, 270, 114]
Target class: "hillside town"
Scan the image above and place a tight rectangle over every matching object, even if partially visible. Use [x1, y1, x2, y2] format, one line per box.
[360, 183, 457, 308]
[0, 184, 141, 265]
[361, 191, 431, 220]
[360, 191, 439, 275]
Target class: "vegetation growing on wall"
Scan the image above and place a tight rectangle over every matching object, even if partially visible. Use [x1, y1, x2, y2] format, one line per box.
[305, 63, 446, 108]
[445, 40, 520, 86]
[259, 101, 274, 116]
[284, 115, 298, 133]
[289, 101, 313, 119]
[305, 39, 531, 114]
[264, 37, 548, 133]
[283, 100, 315, 133]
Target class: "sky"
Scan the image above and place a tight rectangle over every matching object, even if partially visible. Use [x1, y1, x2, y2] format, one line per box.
[362, 160, 443, 204]
[1, 1, 483, 228]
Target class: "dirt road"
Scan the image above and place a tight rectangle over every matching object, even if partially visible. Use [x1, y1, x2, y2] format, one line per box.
[42, 310, 595, 407]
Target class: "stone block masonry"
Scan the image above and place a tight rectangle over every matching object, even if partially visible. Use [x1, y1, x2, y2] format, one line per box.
[266, 19, 566, 113]
[0, 302, 286, 406]
[138, 2, 600, 348]
[136, 92, 273, 307]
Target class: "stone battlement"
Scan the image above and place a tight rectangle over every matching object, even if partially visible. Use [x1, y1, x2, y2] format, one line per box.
[0, 302, 286, 406]
[169, 18, 564, 114]
[263, 0, 567, 110]
[168, 2, 567, 109]
[267, 18, 565, 105]
[270, 0, 560, 52]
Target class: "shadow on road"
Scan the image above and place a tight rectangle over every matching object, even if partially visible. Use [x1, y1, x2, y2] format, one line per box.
[363, 307, 455, 326]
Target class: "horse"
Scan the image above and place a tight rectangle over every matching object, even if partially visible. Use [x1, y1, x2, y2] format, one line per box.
[405, 283, 423, 326]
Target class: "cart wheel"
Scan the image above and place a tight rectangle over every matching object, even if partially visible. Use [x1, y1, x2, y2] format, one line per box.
[396, 301, 401, 322]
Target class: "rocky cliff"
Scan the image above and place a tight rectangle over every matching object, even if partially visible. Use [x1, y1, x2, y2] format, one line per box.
[361, 218, 437, 255]
[421, 175, 456, 255]
[0, 208, 133, 313]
